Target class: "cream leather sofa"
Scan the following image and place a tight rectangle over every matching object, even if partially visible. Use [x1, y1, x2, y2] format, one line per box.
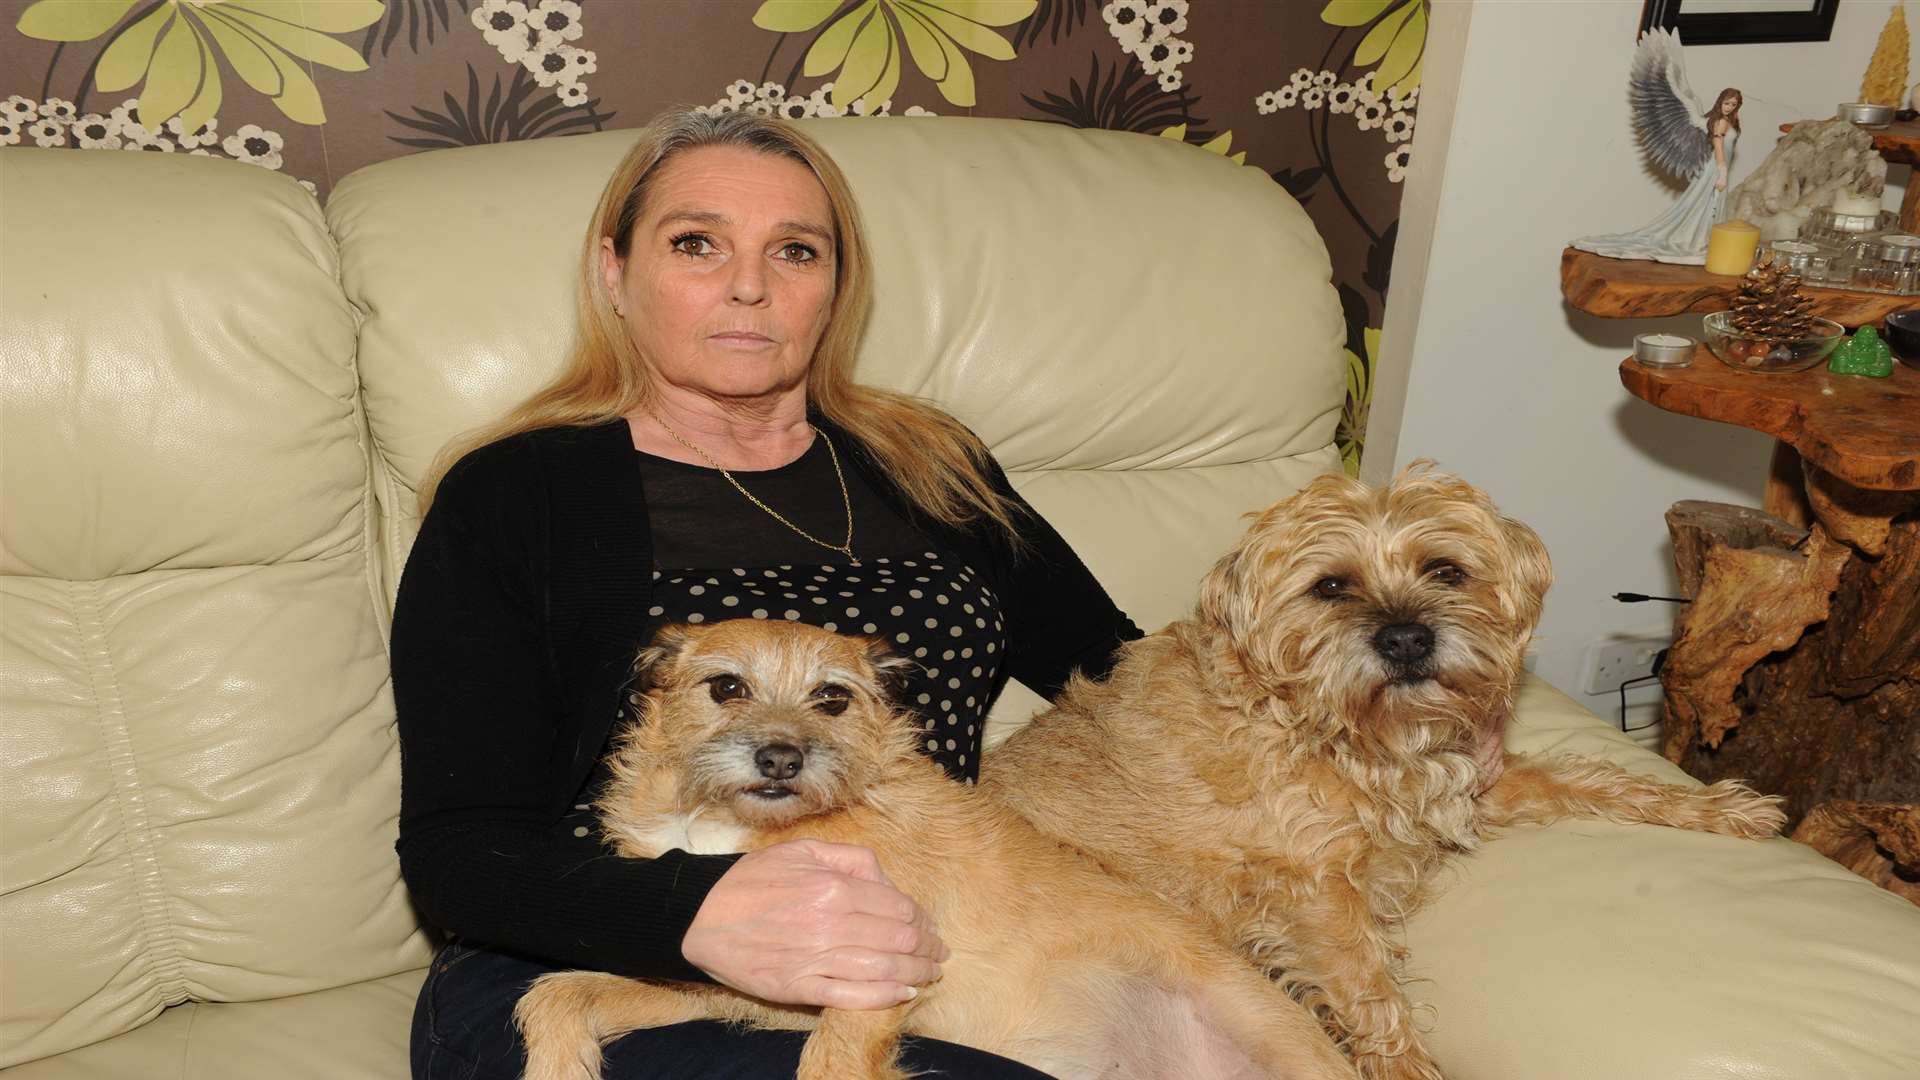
[6, 118, 1920, 1080]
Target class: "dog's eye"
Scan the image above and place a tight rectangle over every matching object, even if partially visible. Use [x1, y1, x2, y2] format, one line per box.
[811, 682, 851, 717]
[1425, 561, 1468, 587]
[704, 674, 750, 703]
[1311, 576, 1350, 601]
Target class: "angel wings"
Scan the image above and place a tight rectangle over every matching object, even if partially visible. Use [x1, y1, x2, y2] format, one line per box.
[1632, 27, 1715, 180]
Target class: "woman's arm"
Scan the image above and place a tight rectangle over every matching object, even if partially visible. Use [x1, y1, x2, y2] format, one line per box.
[1712, 121, 1728, 190]
[979, 460, 1144, 700]
[392, 444, 737, 981]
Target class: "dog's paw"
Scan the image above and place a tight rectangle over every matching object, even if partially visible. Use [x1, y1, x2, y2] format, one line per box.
[1694, 780, 1787, 839]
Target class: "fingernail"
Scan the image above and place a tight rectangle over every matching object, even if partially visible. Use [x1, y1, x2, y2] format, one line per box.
[901, 985, 918, 1001]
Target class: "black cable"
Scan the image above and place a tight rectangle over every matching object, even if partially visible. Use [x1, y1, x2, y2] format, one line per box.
[1616, 647, 1671, 733]
[1613, 592, 1691, 604]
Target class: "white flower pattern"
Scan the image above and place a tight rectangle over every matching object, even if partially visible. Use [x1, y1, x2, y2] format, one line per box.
[701, 78, 933, 120]
[27, 117, 67, 147]
[69, 114, 122, 149]
[527, 0, 583, 45]
[1143, 0, 1189, 38]
[1386, 144, 1411, 183]
[223, 123, 284, 169]
[1102, 0, 1151, 48]
[1106, 0, 1192, 91]
[471, 0, 597, 106]
[167, 115, 219, 149]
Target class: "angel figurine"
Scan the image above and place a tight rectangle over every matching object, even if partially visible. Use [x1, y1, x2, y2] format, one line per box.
[1573, 28, 1742, 265]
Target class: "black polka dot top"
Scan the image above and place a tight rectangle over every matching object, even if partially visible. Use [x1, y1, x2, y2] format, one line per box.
[645, 555, 1005, 780]
[564, 435, 1009, 841]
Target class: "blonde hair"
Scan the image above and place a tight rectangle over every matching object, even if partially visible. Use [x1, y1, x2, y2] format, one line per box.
[420, 109, 1023, 539]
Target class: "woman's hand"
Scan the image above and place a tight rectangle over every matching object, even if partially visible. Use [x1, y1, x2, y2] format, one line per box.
[681, 839, 949, 1010]
[1715, 170, 1728, 191]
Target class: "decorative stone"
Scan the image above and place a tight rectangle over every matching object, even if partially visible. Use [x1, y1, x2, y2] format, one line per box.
[1727, 119, 1888, 242]
[1829, 325, 1895, 376]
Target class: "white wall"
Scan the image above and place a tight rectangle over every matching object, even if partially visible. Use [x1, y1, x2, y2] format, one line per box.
[1390, 0, 1903, 740]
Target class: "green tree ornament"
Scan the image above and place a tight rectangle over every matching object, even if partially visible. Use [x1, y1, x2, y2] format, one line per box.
[1829, 325, 1896, 376]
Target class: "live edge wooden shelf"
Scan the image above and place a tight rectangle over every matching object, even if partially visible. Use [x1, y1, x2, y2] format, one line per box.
[1566, 118, 1920, 326]
[1561, 248, 1915, 327]
[1619, 353, 1920, 906]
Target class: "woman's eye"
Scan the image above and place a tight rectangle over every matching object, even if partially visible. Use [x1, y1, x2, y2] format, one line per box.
[778, 241, 817, 263]
[1426, 561, 1467, 587]
[705, 675, 749, 703]
[1311, 577, 1349, 601]
[670, 233, 714, 256]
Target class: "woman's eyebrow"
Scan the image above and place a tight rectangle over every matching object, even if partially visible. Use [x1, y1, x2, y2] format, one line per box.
[655, 208, 833, 245]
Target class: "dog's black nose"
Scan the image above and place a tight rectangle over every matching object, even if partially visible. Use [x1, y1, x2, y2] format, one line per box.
[1373, 622, 1435, 665]
[754, 743, 805, 780]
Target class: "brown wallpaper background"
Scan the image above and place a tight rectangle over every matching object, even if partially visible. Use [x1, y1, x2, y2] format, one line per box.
[0, 0, 1426, 468]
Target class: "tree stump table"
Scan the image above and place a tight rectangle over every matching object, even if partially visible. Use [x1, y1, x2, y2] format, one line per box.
[1619, 351, 1920, 904]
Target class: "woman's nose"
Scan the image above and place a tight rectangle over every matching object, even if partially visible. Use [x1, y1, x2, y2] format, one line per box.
[726, 255, 769, 305]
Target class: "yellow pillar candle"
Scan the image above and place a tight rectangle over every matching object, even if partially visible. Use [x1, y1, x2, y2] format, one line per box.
[1705, 219, 1762, 276]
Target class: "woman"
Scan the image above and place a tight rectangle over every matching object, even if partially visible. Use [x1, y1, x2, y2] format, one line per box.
[392, 109, 1142, 1079]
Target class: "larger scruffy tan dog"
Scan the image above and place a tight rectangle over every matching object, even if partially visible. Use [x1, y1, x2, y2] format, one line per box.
[514, 619, 1360, 1080]
[982, 468, 1785, 1080]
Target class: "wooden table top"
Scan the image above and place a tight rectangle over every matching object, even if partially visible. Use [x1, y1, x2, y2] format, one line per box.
[1620, 349, 1920, 491]
[1562, 248, 1914, 327]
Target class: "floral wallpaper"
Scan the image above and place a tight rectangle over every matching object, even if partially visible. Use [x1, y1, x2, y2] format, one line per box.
[0, 0, 1425, 471]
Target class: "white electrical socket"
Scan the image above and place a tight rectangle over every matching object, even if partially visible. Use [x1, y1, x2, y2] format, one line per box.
[1583, 634, 1671, 695]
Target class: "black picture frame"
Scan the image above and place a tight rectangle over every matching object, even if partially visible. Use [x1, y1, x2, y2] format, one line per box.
[1640, 0, 1839, 46]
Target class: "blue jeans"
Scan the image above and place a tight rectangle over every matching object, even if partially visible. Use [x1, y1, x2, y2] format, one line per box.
[411, 940, 1057, 1079]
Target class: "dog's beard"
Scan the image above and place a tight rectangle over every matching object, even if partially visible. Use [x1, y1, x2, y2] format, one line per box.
[683, 733, 851, 828]
[1274, 606, 1523, 752]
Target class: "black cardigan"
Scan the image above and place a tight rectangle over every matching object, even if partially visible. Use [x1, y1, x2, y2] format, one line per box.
[390, 416, 1141, 980]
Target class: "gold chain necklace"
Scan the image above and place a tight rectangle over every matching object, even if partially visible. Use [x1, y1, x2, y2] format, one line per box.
[649, 412, 856, 560]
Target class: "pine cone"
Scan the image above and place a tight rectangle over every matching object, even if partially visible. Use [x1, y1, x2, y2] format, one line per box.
[1728, 262, 1816, 340]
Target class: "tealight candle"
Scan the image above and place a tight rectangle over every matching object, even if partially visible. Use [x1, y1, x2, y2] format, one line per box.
[1832, 191, 1883, 217]
[1705, 219, 1761, 276]
[1634, 332, 1695, 367]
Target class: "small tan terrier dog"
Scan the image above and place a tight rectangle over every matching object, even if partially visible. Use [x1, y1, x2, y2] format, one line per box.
[983, 468, 1785, 1080]
[514, 620, 1360, 1080]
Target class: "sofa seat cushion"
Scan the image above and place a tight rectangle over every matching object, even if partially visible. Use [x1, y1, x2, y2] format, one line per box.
[1411, 677, 1920, 1080]
[0, 970, 423, 1080]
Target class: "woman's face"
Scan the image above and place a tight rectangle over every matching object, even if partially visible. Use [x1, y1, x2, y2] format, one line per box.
[602, 145, 837, 407]
[1721, 95, 1738, 115]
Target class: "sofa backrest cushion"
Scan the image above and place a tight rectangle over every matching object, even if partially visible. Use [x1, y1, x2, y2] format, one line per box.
[0, 150, 433, 1065]
[329, 116, 1346, 730]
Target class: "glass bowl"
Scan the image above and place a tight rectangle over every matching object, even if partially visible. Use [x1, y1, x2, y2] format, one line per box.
[1701, 311, 1845, 373]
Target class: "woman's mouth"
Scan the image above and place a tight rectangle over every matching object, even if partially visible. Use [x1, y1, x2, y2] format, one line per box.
[709, 331, 775, 346]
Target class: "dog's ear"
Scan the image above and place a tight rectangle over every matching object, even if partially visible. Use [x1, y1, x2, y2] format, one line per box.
[631, 625, 692, 698]
[858, 637, 918, 706]
[1495, 516, 1553, 628]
